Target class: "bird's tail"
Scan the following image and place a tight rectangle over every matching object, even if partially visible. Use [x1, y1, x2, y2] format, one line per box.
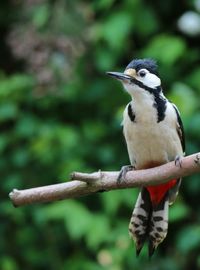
[129, 187, 169, 257]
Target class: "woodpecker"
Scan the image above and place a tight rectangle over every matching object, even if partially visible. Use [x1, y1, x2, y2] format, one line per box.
[107, 59, 185, 257]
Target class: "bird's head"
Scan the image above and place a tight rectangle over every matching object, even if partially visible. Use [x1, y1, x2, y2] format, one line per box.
[107, 59, 161, 97]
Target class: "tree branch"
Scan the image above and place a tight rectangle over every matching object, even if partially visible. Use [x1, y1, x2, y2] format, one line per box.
[9, 153, 200, 207]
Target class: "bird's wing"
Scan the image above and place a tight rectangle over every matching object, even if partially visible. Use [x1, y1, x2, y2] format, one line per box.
[171, 103, 185, 154]
[168, 103, 185, 205]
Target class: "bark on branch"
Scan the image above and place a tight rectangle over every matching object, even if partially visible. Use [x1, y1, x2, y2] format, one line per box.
[9, 153, 200, 207]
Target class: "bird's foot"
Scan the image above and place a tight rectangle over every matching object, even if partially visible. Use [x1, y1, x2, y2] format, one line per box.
[175, 155, 183, 168]
[194, 154, 200, 166]
[117, 165, 135, 183]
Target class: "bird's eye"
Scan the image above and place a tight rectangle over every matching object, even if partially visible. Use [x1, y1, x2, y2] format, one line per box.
[138, 70, 146, 77]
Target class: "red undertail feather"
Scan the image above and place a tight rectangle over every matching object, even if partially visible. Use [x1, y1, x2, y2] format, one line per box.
[146, 179, 177, 206]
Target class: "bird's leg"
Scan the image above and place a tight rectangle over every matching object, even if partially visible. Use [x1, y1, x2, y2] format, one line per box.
[117, 165, 135, 183]
[174, 155, 183, 168]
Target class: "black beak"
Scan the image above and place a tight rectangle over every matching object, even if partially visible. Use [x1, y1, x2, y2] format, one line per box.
[106, 71, 132, 82]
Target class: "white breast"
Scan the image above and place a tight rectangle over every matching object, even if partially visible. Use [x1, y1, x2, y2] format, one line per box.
[123, 100, 183, 169]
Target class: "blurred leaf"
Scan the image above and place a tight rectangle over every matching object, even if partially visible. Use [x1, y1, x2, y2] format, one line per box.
[187, 113, 200, 135]
[64, 201, 93, 239]
[102, 12, 133, 50]
[0, 102, 18, 121]
[101, 191, 123, 215]
[101, 189, 138, 216]
[82, 121, 106, 141]
[0, 74, 34, 100]
[32, 4, 50, 29]
[35, 201, 68, 221]
[64, 257, 103, 270]
[0, 256, 19, 270]
[93, 0, 115, 10]
[135, 7, 159, 36]
[30, 124, 80, 164]
[86, 214, 110, 249]
[176, 225, 200, 253]
[186, 67, 200, 93]
[143, 35, 186, 65]
[169, 200, 190, 222]
[169, 82, 198, 117]
[15, 115, 39, 138]
[0, 135, 7, 153]
[95, 47, 117, 71]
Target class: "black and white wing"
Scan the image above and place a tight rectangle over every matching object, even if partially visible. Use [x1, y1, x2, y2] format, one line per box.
[168, 103, 185, 205]
[171, 103, 185, 154]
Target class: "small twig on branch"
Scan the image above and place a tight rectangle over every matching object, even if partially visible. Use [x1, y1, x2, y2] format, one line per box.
[9, 153, 200, 207]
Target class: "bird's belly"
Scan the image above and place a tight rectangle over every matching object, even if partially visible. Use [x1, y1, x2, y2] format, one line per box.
[124, 122, 183, 169]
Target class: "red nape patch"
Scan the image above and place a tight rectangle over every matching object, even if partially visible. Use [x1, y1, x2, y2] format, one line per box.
[146, 179, 177, 206]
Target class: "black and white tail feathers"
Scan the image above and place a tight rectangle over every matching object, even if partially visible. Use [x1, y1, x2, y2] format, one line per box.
[129, 188, 169, 257]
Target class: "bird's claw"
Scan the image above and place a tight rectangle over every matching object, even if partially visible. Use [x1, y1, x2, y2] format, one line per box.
[117, 165, 135, 183]
[194, 154, 200, 165]
[175, 155, 183, 168]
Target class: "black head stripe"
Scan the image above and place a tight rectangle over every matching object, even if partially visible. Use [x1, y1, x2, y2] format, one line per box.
[153, 90, 167, 123]
[130, 77, 166, 123]
[130, 77, 158, 93]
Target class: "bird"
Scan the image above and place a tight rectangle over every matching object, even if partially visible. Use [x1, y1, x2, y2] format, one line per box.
[106, 58, 185, 257]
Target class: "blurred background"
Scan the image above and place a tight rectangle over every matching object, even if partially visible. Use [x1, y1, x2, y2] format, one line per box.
[1, 0, 200, 269]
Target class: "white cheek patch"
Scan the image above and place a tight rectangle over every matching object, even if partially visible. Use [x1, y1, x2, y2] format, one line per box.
[140, 73, 161, 88]
[122, 71, 161, 96]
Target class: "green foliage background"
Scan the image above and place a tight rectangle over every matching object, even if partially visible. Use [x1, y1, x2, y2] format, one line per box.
[1, 0, 200, 269]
